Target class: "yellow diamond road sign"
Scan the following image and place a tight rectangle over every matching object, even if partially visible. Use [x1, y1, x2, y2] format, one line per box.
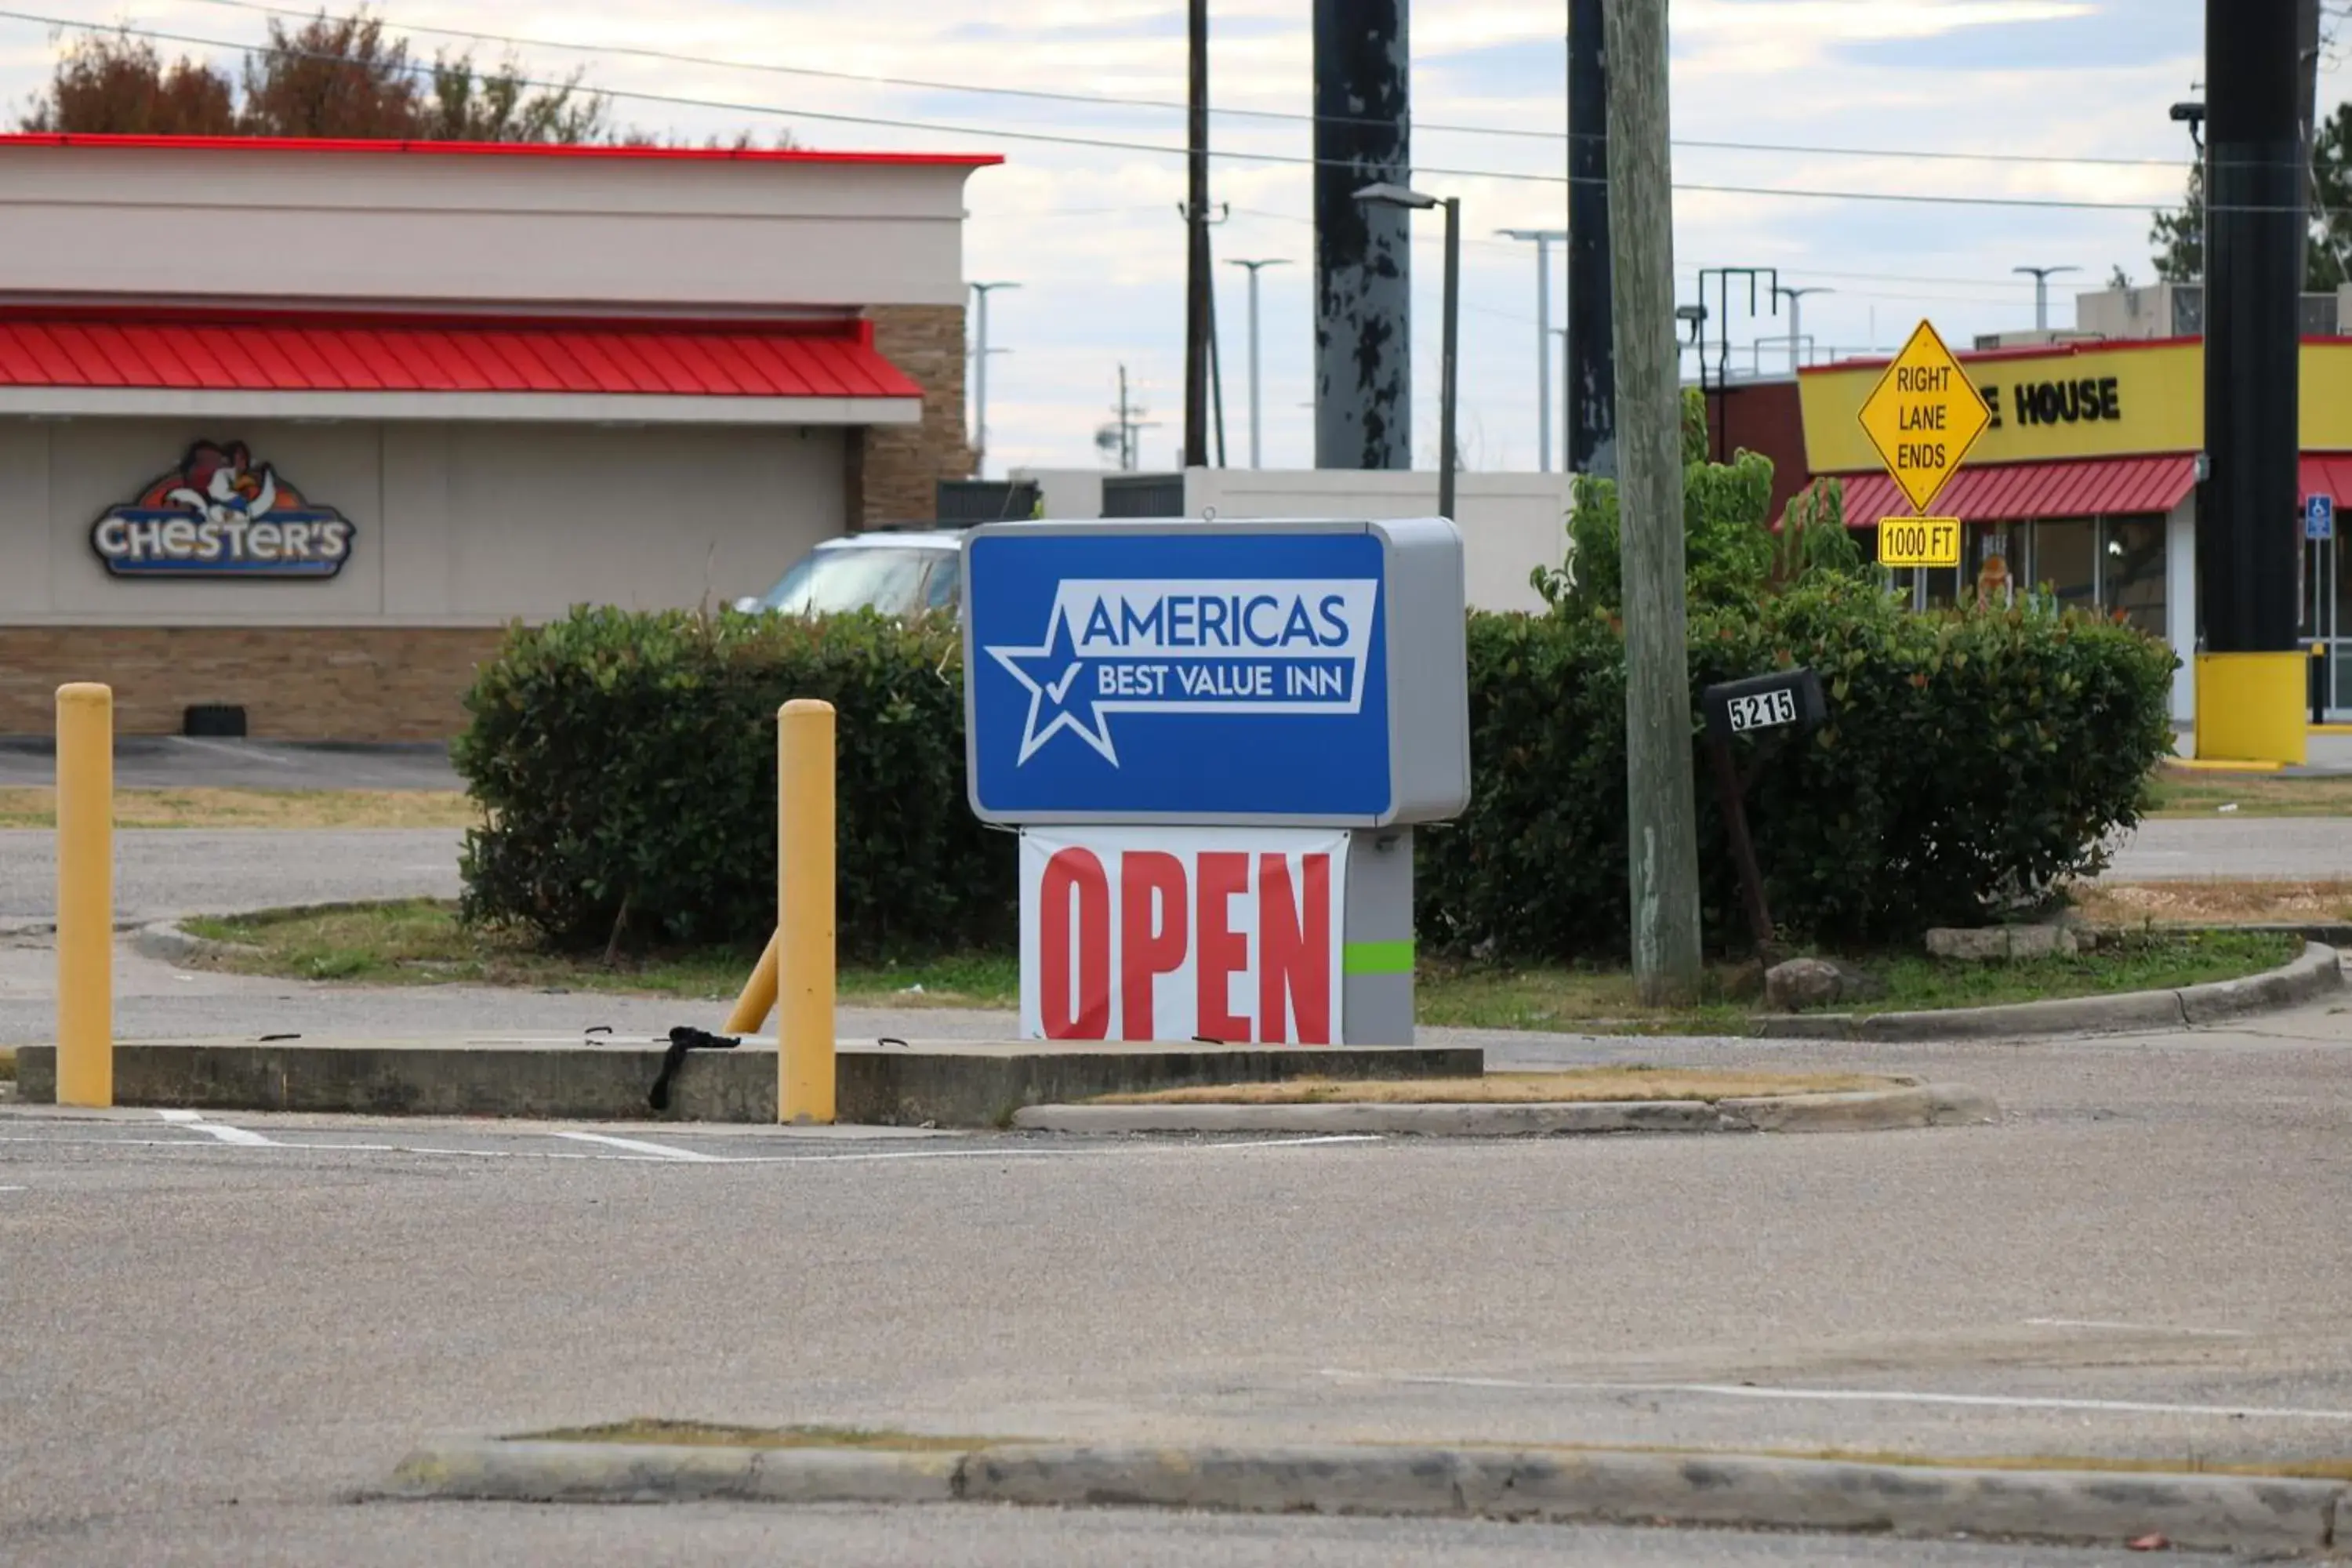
[1857, 319, 1992, 515]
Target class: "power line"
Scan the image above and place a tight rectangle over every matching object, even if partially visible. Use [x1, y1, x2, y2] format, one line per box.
[2, 10, 2305, 215]
[169, 0, 2201, 174]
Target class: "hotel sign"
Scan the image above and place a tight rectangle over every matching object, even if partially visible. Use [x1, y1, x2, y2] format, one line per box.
[1856, 321, 1993, 514]
[91, 441, 354, 579]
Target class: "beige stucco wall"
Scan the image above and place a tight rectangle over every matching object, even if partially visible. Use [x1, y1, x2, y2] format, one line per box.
[0, 143, 984, 310]
[0, 417, 844, 626]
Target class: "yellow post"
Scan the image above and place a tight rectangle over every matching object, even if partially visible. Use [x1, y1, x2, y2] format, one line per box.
[2195, 651, 2309, 765]
[723, 931, 779, 1035]
[55, 683, 113, 1108]
[777, 699, 836, 1123]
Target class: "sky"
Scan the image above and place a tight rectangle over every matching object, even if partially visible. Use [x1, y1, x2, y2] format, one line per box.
[0, 0, 2338, 477]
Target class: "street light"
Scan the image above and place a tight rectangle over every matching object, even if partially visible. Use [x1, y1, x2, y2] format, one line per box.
[2013, 264, 2078, 332]
[1357, 182, 1459, 521]
[1225, 258, 1289, 469]
[1773, 285, 1833, 373]
[1498, 228, 1568, 470]
[968, 281, 1020, 477]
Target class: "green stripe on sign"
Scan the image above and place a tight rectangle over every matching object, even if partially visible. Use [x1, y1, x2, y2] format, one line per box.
[1342, 940, 1416, 976]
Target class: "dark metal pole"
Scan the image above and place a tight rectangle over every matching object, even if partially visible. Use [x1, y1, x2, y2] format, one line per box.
[1439, 197, 1460, 521]
[1566, 0, 1614, 477]
[2200, 0, 2302, 655]
[1708, 735, 1774, 952]
[1184, 0, 1210, 468]
[1210, 252, 1228, 468]
[1314, 0, 1411, 470]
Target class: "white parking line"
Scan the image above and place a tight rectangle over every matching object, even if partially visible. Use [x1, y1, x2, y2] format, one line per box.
[1318, 1370, 2352, 1424]
[2026, 1316, 2252, 1338]
[152, 1109, 275, 1146]
[552, 1131, 727, 1163]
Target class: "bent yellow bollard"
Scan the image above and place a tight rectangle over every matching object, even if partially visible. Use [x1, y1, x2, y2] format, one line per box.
[777, 700, 836, 1123]
[723, 931, 779, 1035]
[55, 683, 113, 1108]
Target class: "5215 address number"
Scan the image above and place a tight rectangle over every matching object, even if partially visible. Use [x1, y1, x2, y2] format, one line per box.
[1877, 516, 1962, 568]
[1726, 688, 1798, 734]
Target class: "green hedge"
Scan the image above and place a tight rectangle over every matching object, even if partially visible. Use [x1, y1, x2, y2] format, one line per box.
[453, 607, 1012, 959]
[455, 584, 2174, 961]
[1419, 577, 2176, 956]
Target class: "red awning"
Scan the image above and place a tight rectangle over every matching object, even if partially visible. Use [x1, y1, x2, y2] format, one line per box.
[1828, 456, 2196, 525]
[0, 312, 921, 400]
[2302, 454, 2352, 501]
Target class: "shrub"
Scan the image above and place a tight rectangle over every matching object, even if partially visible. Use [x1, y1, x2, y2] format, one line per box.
[453, 606, 1012, 960]
[1418, 577, 2178, 957]
[456, 582, 2174, 965]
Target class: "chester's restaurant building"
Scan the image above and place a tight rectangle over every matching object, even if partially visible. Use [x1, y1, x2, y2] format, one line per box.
[0, 133, 995, 739]
[1792, 326, 2352, 725]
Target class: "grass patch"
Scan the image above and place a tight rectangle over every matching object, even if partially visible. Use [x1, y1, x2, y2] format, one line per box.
[183, 900, 1018, 1007]
[2145, 766, 2352, 818]
[510, 1418, 999, 1452]
[2070, 878, 2352, 926]
[1414, 929, 2300, 1030]
[1093, 1069, 1894, 1106]
[0, 1047, 14, 1083]
[0, 787, 477, 829]
[172, 905, 2300, 1029]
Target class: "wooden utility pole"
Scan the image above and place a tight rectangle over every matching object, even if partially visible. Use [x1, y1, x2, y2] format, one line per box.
[1603, 0, 1702, 1003]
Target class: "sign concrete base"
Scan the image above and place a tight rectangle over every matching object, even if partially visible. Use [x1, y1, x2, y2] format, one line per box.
[10, 1036, 1483, 1128]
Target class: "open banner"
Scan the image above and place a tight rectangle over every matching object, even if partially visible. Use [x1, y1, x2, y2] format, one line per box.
[1019, 827, 1350, 1044]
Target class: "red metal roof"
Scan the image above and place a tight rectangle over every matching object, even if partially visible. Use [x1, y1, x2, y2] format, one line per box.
[0, 313, 921, 400]
[0, 132, 1000, 168]
[1829, 456, 2196, 524]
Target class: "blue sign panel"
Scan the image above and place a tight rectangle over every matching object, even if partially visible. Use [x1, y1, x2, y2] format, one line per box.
[2309, 493, 2336, 542]
[965, 527, 1393, 822]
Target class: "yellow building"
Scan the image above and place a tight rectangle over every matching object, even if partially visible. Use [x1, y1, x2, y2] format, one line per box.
[1798, 336, 2352, 726]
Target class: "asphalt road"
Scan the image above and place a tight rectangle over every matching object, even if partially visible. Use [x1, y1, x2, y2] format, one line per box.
[5, 1499, 2206, 1566]
[0, 737, 460, 791]
[2, 999, 2347, 1564]
[0, 828, 466, 923]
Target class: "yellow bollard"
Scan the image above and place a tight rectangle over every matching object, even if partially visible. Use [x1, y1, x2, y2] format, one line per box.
[55, 683, 113, 1108]
[722, 930, 780, 1035]
[777, 699, 836, 1123]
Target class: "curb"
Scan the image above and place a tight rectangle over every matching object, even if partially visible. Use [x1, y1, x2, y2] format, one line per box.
[1751, 941, 2342, 1042]
[131, 920, 247, 965]
[132, 919, 2343, 1047]
[1007, 1082, 1997, 1136]
[390, 1440, 960, 1505]
[387, 1436, 2347, 1555]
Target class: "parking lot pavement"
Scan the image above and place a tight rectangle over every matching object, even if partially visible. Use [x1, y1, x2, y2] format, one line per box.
[0, 735, 460, 791]
[0, 931, 1016, 1047]
[2103, 815, 2352, 880]
[5, 1498, 2201, 1567]
[0, 1003, 2346, 1566]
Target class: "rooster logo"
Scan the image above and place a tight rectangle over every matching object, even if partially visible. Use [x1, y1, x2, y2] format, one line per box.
[92, 439, 354, 578]
[145, 441, 289, 521]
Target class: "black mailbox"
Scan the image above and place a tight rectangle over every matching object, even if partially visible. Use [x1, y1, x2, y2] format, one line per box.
[1697, 666, 1831, 953]
[1701, 667, 1827, 746]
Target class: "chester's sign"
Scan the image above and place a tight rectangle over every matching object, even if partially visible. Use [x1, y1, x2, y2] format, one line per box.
[91, 441, 354, 579]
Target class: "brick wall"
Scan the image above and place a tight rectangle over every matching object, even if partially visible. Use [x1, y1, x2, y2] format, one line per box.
[851, 304, 973, 528]
[0, 626, 508, 740]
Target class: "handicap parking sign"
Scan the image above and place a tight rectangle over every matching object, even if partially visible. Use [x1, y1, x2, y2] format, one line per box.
[2309, 493, 2336, 541]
